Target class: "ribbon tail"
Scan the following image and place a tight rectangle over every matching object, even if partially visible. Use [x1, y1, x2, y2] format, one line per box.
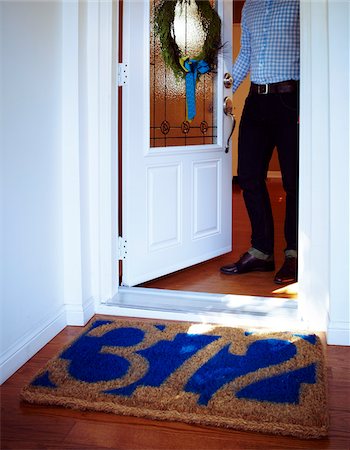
[182, 59, 209, 121]
[185, 71, 197, 122]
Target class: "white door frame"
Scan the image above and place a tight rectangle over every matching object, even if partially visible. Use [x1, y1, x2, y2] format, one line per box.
[81, 0, 349, 343]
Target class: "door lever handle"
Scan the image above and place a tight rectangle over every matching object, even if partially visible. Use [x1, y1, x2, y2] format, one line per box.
[223, 97, 236, 153]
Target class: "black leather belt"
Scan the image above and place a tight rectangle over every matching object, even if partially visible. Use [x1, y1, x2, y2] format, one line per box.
[250, 80, 299, 95]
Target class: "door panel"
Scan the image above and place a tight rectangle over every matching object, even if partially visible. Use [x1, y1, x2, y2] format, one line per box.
[193, 160, 221, 239]
[147, 163, 182, 252]
[122, 0, 233, 286]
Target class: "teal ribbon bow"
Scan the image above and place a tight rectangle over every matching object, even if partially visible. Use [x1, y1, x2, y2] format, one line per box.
[181, 58, 210, 121]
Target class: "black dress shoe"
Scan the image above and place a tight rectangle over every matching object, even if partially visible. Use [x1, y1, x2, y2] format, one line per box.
[220, 252, 275, 275]
[274, 257, 297, 284]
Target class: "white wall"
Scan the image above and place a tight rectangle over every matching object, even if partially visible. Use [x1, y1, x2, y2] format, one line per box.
[327, 0, 350, 344]
[61, 0, 96, 325]
[298, 0, 331, 333]
[0, 1, 66, 383]
[60, 0, 117, 323]
[0, 0, 114, 384]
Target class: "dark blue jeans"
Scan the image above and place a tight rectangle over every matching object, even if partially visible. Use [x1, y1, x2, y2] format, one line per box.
[237, 89, 299, 255]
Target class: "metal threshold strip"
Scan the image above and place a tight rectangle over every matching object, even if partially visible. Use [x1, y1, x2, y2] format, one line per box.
[99, 287, 303, 331]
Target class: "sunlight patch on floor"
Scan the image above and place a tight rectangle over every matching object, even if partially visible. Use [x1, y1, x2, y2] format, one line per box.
[187, 323, 216, 334]
[272, 282, 298, 296]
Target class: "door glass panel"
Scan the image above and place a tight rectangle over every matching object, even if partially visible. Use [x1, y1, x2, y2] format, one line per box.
[150, 0, 217, 148]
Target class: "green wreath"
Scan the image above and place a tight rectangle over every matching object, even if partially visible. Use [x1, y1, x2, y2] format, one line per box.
[154, 0, 222, 79]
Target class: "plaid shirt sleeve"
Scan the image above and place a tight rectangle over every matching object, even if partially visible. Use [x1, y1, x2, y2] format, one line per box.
[232, 1, 251, 93]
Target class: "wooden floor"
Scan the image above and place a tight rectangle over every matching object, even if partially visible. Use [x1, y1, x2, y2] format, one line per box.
[1, 318, 350, 450]
[140, 179, 297, 299]
[2, 179, 348, 449]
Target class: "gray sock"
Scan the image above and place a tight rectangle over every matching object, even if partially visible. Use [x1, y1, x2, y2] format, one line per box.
[248, 247, 274, 261]
[285, 249, 297, 259]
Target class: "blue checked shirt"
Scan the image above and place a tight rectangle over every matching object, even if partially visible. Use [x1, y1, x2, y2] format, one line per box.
[232, 0, 300, 92]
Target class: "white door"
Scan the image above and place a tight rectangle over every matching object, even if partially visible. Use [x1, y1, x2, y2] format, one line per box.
[122, 0, 233, 287]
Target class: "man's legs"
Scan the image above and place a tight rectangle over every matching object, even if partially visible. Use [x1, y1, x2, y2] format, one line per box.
[274, 92, 299, 283]
[275, 93, 299, 252]
[237, 95, 276, 255]
[220, 94, 276, 275]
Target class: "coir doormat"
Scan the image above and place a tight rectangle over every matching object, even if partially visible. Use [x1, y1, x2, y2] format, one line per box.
[21, 318, 328, 438]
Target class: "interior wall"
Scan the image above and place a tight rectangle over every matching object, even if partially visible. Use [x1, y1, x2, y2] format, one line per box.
[61, 0, 97, 324]
[297, 0, 350, 344]
[327, 0, 350, 344]
[61, 0, 119, 318]
[0, 1, 66, 383]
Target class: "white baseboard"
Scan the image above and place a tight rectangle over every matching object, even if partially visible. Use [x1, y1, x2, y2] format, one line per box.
[65, 296, 96, 326]
[327, 320, 350, 345]
[0, 306, 67, 385]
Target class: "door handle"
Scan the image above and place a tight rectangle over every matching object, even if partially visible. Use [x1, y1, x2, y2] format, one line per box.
[223, 96, 236, 153]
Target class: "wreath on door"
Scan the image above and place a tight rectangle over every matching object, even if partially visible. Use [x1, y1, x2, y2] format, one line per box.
[154, 0, 222, 120]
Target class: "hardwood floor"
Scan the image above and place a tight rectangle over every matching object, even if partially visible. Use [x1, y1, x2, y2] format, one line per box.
[2, 179, 348, 449]
[140, 179, 297, 299]
[1, 318, 350, 450]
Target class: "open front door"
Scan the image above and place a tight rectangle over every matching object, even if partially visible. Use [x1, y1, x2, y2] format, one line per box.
[122, 0, 233, 287]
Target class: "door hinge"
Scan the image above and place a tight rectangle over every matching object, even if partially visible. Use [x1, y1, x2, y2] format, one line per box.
[118, 236, 128, 260]
[118, 63, 128, 87]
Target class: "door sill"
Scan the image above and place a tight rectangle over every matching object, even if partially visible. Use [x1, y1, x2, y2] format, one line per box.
[96, 286, 306, 331]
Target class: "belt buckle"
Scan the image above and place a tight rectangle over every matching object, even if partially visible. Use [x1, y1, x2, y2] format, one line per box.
[257, 84, 269, 95]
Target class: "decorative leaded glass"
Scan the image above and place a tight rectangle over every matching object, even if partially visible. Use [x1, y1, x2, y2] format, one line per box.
[150, 0, 217, 148]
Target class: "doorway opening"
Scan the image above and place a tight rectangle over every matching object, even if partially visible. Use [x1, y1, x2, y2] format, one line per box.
[91, 0, 329, 335]
[139, 178, 297, 300]
[121, 0, 298, 302]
